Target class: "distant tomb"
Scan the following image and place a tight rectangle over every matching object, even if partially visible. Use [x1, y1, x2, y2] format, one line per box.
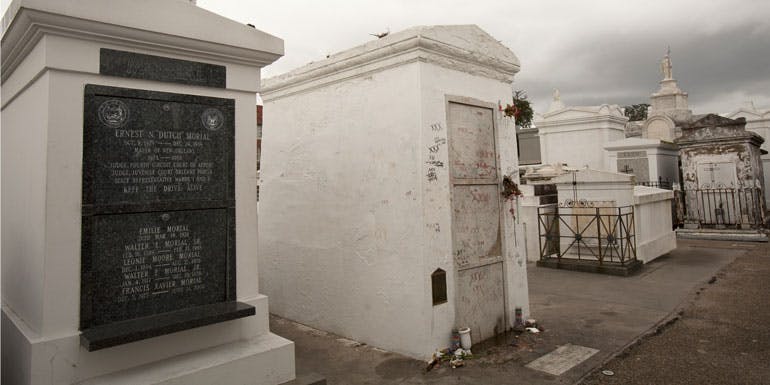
[607, 50, 688, 187]
[642, 48, 692, 141]
[604, 138, 679, 186]
[536, 90, 627, 170]
[543, 169, 676, 270]
[676, 114, 767, 229]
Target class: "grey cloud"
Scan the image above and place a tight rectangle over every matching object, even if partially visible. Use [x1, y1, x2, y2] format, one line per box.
[515, 22, 770, 114]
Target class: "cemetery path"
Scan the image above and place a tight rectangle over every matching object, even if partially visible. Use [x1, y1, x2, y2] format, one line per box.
[270, 239, 755, 384]
[580, 239, 770, 385]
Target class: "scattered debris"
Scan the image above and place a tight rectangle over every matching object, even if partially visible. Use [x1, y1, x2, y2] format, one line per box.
[525, 319, 544, 332]
[449, 356, 464, 368]
[425, 350, 444, 372]
[454, 348, 473, 358]
[526, 327, 541, 334]
[426, 347, 474, 372]
[602, 369, 615, 376]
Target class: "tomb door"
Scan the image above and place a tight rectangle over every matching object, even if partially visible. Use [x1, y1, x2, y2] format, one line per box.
[447, 99, 506, 343]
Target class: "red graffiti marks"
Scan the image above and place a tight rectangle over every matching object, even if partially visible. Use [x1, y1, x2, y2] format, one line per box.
[447, 103, 497, 180]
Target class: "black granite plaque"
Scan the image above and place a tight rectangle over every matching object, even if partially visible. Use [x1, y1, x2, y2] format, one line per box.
[100, 49, 226, 88]
[82, 85, 234, 214]
[80, 208, 235, 329]
[80, 84, 247, 351]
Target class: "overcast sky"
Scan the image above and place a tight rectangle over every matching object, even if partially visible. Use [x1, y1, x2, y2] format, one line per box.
[194, 0, 770, 115]
[3, 0, 767, 114]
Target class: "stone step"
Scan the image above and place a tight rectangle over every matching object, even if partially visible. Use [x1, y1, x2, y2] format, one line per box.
[676, 228, 768, 242]
[280, 373, 326, 385]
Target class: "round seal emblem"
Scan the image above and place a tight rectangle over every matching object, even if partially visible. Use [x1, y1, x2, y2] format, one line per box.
[98, 99, 129, 128]
[201, 108, 224, 131]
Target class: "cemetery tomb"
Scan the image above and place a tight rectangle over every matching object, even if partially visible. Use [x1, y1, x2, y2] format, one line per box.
[259, 25, 530, 359]
[535, 91, 627, 170]
[80, 85, 239, 349]
[604, 137, 680, 187]
[1, 1, 294, 384]
[643, 49, 692, 138]
[536, 169, 676, 274]
[676, 114, 767, 230]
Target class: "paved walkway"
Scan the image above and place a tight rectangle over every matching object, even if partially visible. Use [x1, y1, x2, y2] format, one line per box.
[581, 240, 769, 385]
[271, 239, 749, 384]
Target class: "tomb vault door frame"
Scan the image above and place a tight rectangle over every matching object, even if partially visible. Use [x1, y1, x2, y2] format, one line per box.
[445, 95, 508, 342]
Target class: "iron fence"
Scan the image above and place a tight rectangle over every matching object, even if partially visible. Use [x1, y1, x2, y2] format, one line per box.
[538, 204, 637, 265]
[680, 187, 765, 229]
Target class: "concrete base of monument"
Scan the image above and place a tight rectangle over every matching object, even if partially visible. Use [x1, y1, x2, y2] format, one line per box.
[537, 258, 643, 276]
[676, 228, 769, 242]
[2, 294, 295, 385]
[80, 333, 294, 385]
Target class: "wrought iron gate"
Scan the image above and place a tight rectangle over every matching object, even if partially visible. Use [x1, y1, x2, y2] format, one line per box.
[538, 204, 637, 266]
[680, 187, 765, 228]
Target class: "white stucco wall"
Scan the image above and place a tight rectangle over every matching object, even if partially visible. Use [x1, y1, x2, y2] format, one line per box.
[541, 128, 624, 170]
[260, 62, 428, 357]
[1, 70, 50, 335]
[554, 173, 636, 208]
[604, 138, 680, 184]
[633, 187, 676, 263]
[537, 105, 628, 171]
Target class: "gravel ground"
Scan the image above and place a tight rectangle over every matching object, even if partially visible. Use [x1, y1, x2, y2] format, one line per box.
[581, 241, 770, 385]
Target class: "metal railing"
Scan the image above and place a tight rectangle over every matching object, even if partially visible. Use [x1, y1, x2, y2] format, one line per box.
[538, 205, 637, 265]
[680, 187, 765, 229]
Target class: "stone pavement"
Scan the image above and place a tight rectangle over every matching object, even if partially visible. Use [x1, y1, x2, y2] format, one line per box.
[271, 239, 749, 384]
[581, 240, 770, 385]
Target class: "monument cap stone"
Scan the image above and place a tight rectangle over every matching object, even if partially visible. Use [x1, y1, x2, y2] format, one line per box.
[263, 24, 520, 97]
